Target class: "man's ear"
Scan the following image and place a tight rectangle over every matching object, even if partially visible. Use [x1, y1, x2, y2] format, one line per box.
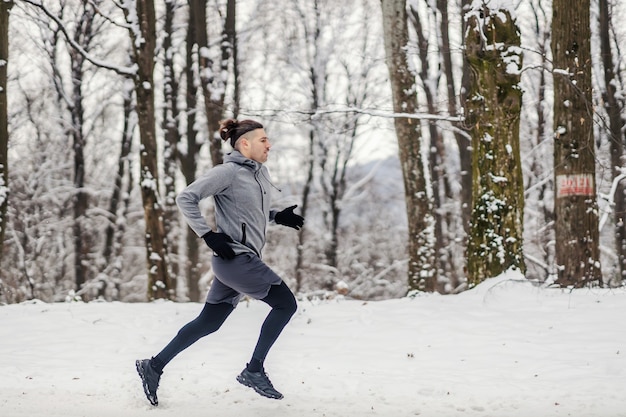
[239, 137, 249, 150]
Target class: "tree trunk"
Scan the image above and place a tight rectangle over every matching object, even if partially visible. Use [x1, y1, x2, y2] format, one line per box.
[189, 0, 234, 168]
[551, 0, 601, 287]
[295, 128, 315, 293]
[0, 1, 12, 268]
[527, 0, 555, 279]
[127, 0, 172, 300]
[599, 0, 625, 287]
[458, 0, 472, 237]
[162, 0, 181, 296]
[181, 10, 202, 301]
[465, 4, 526, 286]
[69, 3, 96, 294]
[409, 4, 449, 289]
[381, 0, 436, 292]
[101, 83, 134, 299]
[437, 0, 467, 289]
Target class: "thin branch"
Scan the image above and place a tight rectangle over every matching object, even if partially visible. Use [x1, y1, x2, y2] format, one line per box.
[242, 106, 464, 123]
[20, 0, 136, 77]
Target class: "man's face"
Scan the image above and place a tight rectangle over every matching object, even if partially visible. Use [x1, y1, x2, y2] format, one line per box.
[241, 128, 271, 163]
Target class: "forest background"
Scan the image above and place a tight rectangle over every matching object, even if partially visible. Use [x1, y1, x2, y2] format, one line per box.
[0, 0, 625, 304]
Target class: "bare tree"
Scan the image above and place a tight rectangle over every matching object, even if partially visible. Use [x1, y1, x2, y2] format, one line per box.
[465, 2, 526, 286]
[67, 1, 97, 294]
[437, 0, 470, 290]
[188, 0, 236, 167]
[124, 0, 173, 300]
[599, 0, 626, 286]
[409, 2, 447, 287]
[179, 10, 203, 301]
[101, 80, 135, 300]
[552, 0, 601, 287]
[523, 0, 555, 281]
[161, 0, 183, 296]
[0, 0, 12, 267]
[381, 0, 437, 292]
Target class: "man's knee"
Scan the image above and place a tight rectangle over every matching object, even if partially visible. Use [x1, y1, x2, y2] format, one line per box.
[283, 292, 297, 317]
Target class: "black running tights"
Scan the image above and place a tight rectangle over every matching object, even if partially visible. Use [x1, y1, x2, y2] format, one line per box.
[152, 281, 296, 372]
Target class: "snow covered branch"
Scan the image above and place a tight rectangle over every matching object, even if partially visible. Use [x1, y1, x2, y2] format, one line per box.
[598, 170, 626, 232]
[243, 106, 464, 123]
[19, 0, 136, 77]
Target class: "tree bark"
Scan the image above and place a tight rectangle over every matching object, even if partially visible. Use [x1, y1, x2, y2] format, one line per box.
[69, 3, 96, 294]
[162, 0, 180, 296]
[189, 0, 234, 168]
[409, 5, 446, 287]
[465, 4, 526, 285]
[127, 0, 172, 300]
[181, 12, 202, 301]
[599, 0, 625, 286]
[551, 0, 601, 287]
[381, 0, 436, 292]
[458, 0, 472, 237]
[101, 82, 134, 299]
[0, 1, 12, 268]
[437, 0, 468, 289]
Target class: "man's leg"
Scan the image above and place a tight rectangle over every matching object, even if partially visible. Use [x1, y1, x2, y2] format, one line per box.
[250, 281, 297, 367]
[153, 301, 235, 370]
[237, 281, 297, 399]
[136, 301, 234, 406]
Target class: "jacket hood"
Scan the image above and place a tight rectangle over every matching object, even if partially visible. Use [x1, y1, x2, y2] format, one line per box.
[224, 150, 260, 170]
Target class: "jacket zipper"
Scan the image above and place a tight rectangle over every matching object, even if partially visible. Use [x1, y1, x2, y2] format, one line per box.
[241, 223, 247, 245]
[255, 170, 266, 212]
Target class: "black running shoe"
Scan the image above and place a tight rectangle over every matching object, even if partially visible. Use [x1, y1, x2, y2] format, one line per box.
[135, 359, 161, 406]
[236, 367, 284, 400]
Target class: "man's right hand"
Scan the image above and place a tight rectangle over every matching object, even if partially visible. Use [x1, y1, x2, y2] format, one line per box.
[202, 231, 236, 260]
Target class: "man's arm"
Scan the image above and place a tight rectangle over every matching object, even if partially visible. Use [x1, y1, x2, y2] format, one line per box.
[176, 164, 233, 237]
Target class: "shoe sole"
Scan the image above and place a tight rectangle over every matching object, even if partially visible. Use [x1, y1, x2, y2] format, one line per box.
[136, 360, 159, 406]
[236, 373, 283, 400]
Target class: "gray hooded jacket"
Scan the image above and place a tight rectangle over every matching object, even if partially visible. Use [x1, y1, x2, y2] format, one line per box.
[176, 151, 277, 258]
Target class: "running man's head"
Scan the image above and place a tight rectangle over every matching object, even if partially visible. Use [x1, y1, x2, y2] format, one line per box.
[219, 119, 271, 164]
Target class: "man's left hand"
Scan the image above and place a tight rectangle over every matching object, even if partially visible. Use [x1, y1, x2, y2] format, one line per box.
[275, 205, 304, 230]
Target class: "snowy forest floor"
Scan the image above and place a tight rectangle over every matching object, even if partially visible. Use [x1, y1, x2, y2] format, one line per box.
[1, 271, 625, 417]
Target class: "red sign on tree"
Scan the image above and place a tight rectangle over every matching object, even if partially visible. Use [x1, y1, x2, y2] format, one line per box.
[556, 174, 594, 197]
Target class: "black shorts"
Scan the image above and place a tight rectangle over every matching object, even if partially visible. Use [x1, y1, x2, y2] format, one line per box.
[207, 252, 282, 306]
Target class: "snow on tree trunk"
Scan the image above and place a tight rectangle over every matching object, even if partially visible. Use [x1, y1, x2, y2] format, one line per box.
[381, 0, 436, 292]
[0, 1, 11, 267]
[465, 4, 526, 287]
[551, 0, 601, 287]
[126, 0, 173, 300]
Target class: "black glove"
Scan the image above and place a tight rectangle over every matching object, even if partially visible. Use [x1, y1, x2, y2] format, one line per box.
[202, 231, 236, 259]
[274, 205, 304, 230]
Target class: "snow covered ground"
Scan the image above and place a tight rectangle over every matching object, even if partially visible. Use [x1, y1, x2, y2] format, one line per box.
[1, 271, 625, 417]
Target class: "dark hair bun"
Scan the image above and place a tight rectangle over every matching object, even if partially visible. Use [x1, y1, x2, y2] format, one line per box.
[219, 119, 238, 142]
[218, 118, 264, 147]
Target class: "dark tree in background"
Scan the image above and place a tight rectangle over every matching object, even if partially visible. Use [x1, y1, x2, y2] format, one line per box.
[599, 0, 626, 287]
[0, 1, 12, 267]
[381, 0, 437, 292]
[551, 0, 601, 287]
[125, 0, 173, 300]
